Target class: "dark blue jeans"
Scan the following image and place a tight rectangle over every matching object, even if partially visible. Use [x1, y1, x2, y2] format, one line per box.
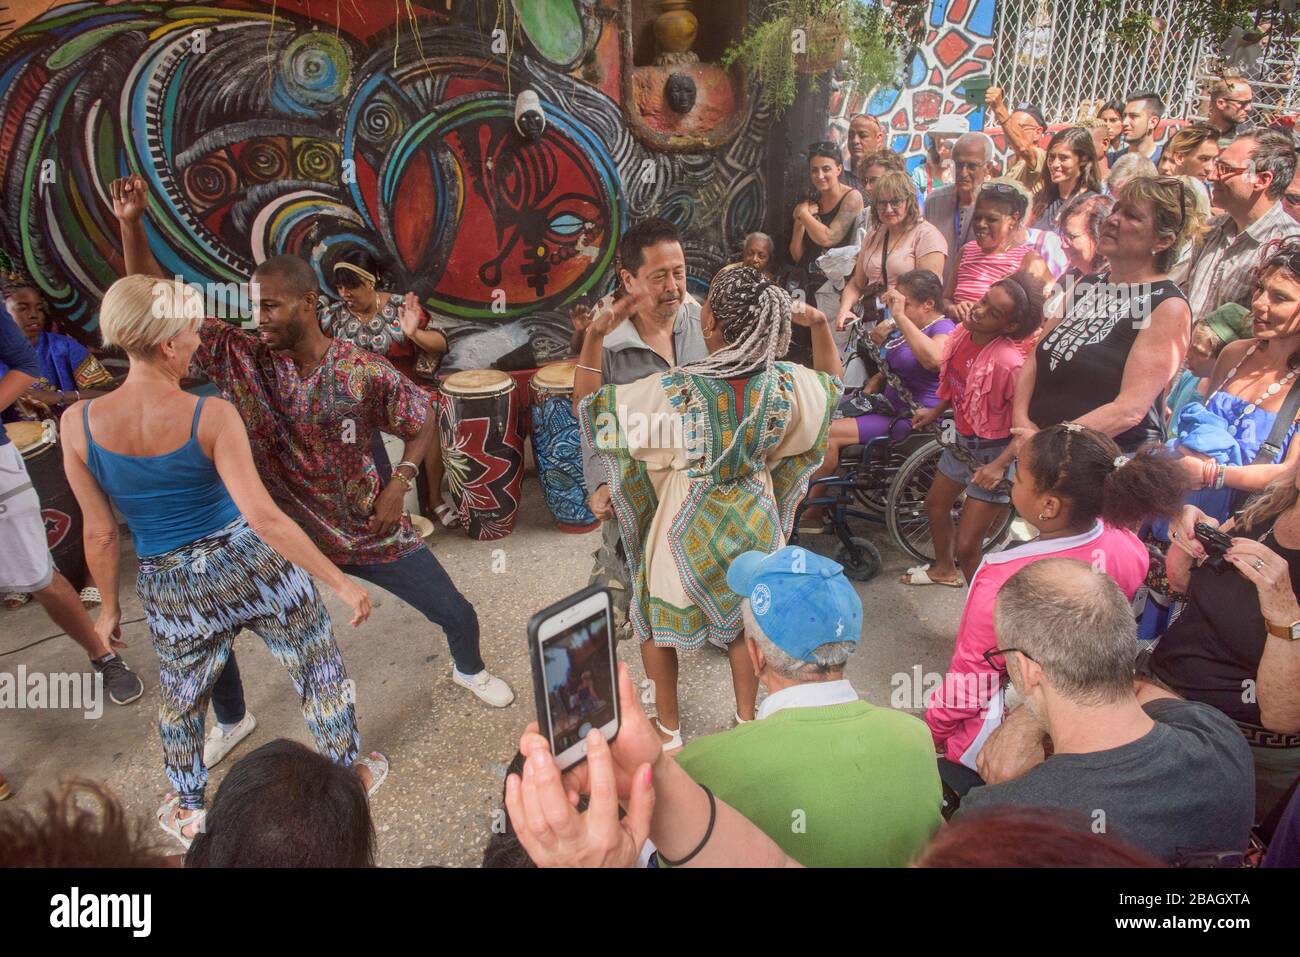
[211, 545, 485, 725]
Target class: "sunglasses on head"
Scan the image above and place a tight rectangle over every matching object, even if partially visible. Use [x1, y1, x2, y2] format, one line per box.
[1152, 176, 1188, 233]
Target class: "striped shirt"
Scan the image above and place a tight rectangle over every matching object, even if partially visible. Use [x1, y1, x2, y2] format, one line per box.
[1185, 201, 1300, 320]
[952, 241, 1032, 303]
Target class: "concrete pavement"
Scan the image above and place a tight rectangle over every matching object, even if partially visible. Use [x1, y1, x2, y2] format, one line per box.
[0, 480, 966, 866]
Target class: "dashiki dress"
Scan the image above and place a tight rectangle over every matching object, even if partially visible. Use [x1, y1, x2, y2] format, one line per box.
[579, 362, 841, 650]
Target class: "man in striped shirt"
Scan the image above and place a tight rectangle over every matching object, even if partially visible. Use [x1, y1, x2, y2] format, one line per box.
[1184, 130, 1300, 319]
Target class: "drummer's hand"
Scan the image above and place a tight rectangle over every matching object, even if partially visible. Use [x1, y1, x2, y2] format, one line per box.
[368, 481, 406, 535]
[110, 174, 149, 223]
[397, 292, 424, 338]
[94, 606, 125, 652]
[336, 580, 372, 627]
[589, 485, 613, 522]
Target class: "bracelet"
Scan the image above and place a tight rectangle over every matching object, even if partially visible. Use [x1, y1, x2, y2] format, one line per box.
[395, 460, 420, 475]
[658, 784, 716, 867]
[576, 363, 600, 375]
[1214, 464, 1228, 490]
[392, 471, 414, 490]
[1201, 459, 1216, 489]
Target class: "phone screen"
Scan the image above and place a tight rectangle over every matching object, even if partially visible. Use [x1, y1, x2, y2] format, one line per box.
[540, 607, 616, 760]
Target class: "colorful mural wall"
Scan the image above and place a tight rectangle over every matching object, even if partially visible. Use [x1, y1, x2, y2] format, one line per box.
[0, 0, 771, 356]
[827, 0, 998, 171]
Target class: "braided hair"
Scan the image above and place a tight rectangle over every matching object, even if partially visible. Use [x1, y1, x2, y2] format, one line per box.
[674, 265, 794, 476]
[677, 265, 791, 379]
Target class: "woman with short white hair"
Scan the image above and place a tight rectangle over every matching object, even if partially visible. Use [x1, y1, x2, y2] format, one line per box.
[60, 275, 386, 847]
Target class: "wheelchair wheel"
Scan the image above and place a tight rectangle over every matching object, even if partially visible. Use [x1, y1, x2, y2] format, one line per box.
[885, 439, 1016, 565]
[834, 536, 882, 582]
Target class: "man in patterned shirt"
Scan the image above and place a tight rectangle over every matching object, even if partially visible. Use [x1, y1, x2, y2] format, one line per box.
[112, 176, 513, 767]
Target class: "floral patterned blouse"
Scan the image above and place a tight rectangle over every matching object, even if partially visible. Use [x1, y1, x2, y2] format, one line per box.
[196, 318, 432, 564]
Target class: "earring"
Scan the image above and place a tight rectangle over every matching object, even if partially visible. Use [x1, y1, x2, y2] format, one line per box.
[1037, 511, 1047, 521]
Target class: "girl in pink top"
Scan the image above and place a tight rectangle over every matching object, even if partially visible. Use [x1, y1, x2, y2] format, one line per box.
[924, 423, 1184, 769]
[949, 180, 1050, 308]
[906, 272, 1045, 587]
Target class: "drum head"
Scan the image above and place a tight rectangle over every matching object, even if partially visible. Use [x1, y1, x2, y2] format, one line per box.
[5, 420, 54, 458]
[532, 360, 577, 395]
[441, 369, 514, 396]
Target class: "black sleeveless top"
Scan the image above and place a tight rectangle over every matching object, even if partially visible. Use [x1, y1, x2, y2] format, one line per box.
[795, 188, 860, 289]
[1150, 526, 1300, 727]
[1028, 271, 1186, 452]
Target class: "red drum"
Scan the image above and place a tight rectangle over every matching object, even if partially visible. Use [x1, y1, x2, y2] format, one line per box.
[5, 420, 87, 590]
[437, 370, 524, 541]
[530, 361, 598, 533]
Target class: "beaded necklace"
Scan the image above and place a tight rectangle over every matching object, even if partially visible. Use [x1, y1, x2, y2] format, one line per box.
[1218, 342, 1300, 432]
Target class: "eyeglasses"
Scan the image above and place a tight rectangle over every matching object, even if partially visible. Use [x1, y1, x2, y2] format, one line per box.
[1212, 158, 1251, 179]
[1220, 97, 1254, 107]
[982, 182, 1019, 195]
[1285, 192, 1300, 206]
[982, 646, 1036, 670]
[954, 160, 985, 172]
[876, 198, 906, 209]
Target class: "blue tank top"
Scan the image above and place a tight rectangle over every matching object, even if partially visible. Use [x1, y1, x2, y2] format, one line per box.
[84, 396, 242, 557]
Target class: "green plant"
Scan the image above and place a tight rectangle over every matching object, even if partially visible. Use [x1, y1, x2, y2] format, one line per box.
[722, 0, 914, 116]
[1085, 0, 1299, 50]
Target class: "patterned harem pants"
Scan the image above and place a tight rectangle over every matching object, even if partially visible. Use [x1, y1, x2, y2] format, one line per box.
[135, 517, 359, 809]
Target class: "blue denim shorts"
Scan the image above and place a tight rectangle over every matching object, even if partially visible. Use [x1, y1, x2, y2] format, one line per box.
[937, 433, 1013, 504]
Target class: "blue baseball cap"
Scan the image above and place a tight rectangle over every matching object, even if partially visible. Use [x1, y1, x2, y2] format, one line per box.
[726, 546, 862, 662]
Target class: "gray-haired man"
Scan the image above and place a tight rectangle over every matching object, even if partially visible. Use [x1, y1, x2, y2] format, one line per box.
[923, 131, 995, 291]
[960, 558, 1254, 864]
[665, 546, 942, 867]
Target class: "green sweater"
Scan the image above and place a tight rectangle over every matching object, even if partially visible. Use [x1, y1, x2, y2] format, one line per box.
[674, 701, 942, 867]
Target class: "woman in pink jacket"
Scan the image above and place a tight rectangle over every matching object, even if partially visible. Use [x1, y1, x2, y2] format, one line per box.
[924, 423, 1184, 771]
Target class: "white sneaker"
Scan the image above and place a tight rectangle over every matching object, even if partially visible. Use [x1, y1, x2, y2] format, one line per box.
[451, 668, 515, 708]
[203, 712, 257, 768]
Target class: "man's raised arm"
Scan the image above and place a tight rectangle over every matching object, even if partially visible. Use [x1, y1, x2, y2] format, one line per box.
[110, 175, 166, 279]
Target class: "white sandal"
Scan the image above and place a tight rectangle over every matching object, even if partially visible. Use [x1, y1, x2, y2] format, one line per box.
[156, 793, 205, 849]
[354, 751, 389, 799]
[79, 586, 102, 607]
[655, 719, 683, 752]
[901, 564, 963, 588]
[433, 503, 460, 529]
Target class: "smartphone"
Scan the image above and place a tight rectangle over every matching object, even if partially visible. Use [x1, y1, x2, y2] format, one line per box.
[527, 585, 620, 771]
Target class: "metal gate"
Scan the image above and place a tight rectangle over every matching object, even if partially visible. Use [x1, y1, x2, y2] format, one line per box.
[992, 0, 1206, 126]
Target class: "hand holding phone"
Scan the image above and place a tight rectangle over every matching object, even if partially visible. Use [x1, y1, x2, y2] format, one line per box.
[528, 585, 620, 771]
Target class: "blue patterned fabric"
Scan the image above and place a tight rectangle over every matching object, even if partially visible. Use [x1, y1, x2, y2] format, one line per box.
[530, 394, 597, 527]
[137, 517, 359, 809]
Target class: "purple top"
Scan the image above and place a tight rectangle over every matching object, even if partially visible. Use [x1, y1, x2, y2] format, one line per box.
[881, 317, 955, 409]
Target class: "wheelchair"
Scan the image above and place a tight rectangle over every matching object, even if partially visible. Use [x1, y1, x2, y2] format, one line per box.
[790, 316, 1017, 583]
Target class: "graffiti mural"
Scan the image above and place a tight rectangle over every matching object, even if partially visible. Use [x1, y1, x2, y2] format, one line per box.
[0, 1, 769, 356]
[826, 0, 999, 172]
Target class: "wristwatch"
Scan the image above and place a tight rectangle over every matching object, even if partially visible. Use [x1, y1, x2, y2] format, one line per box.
[1265, 618, 1300, 640]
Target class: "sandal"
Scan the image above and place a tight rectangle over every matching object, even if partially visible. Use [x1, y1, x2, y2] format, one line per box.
[157, 793, 205, 849]
[433, 503, 461, 529]
[79, 586, 102, 608]
[354, 751, 389, 799]
[2, 593, 30, 609]
[901, 565, 963, 587]
[654, 719, 683, 753]
[0, 772, 12, 801]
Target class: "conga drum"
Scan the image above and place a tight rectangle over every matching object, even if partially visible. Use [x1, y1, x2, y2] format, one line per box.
[4, 420, 87, 589]
[530, 361, 599, 533]
[437, 370, 524, 541]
